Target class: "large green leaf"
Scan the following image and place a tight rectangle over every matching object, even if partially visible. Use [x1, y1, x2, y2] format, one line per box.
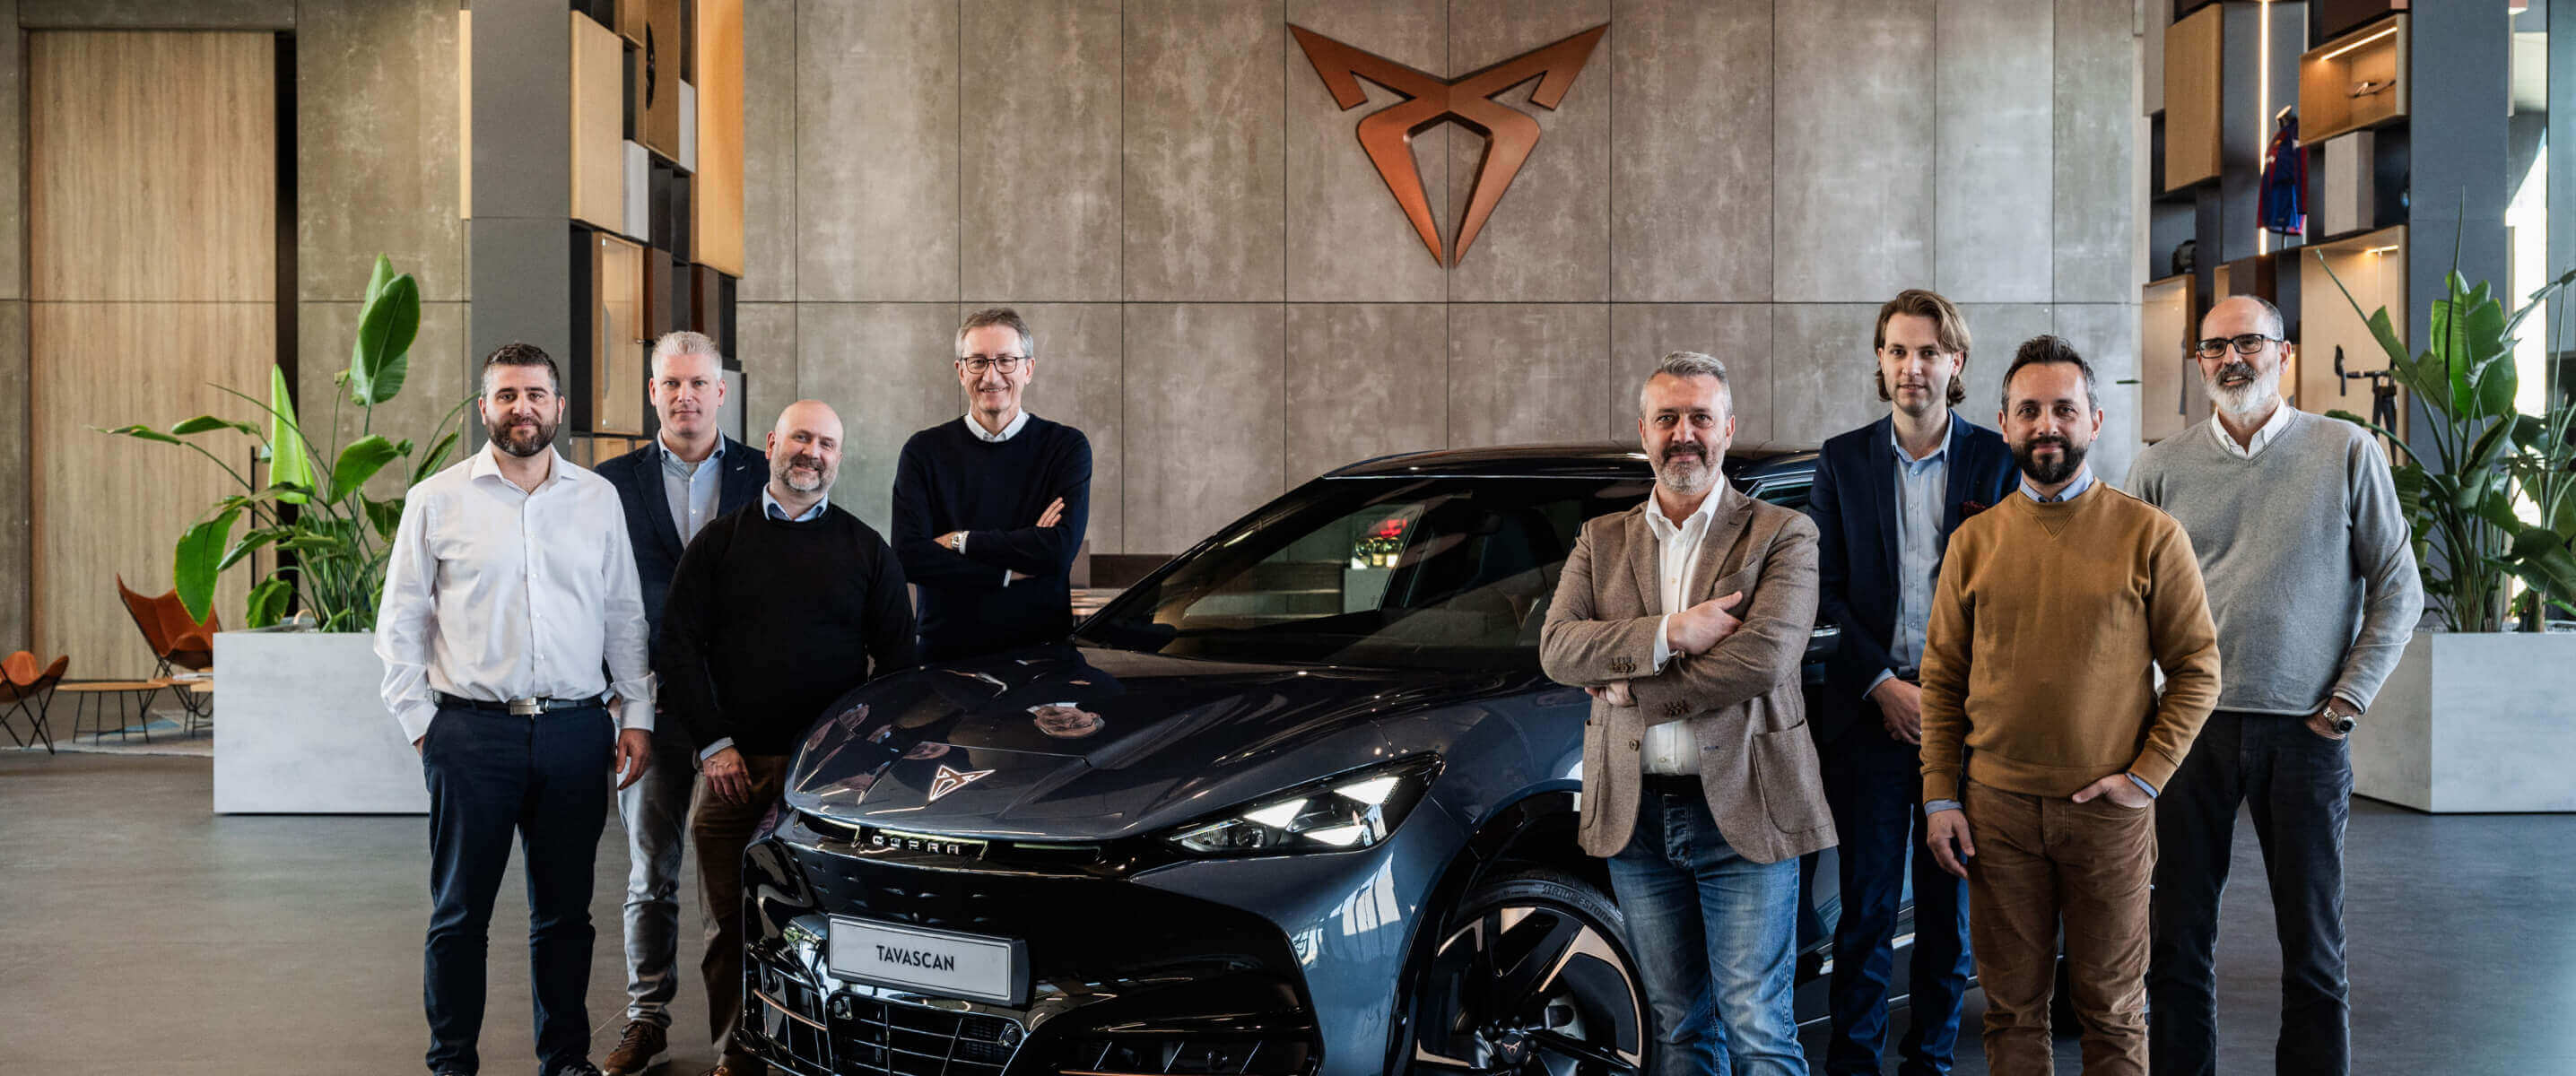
[2510, 529, 2576, 597]
[244, 577, 294, 629]
[329, 435, 405, 501]
[267, 365, 315, 505]
[363, 497, 405, 542]
[349, 270, 420, 407]
[361, 254, 396, 309]
[170, 414, 260, 438]
[172, 508, 240, 624]
[215, 526, 292, 572]
[97, 423, 184, 446]
[410, 430, 461, 486]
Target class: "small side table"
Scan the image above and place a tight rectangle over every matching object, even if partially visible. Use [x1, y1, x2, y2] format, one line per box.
[57, 679, 179, 743]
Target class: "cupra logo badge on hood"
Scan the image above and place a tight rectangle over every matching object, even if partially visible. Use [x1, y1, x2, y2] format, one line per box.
[926, 764, 996, 804]
[1290, 23, 1606, 267]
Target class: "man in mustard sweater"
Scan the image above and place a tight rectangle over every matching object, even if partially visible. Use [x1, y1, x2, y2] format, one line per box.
[1918, 336, 2222, 1076]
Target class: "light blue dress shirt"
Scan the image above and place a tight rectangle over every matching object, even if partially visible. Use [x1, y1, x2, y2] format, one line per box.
[1867, 418, 1951, 699]
[658, 436, 726, 548]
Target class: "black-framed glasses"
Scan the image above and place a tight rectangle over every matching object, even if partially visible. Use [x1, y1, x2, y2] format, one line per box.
[958, 354, 1027, 375]
[2193, 334, 2284, 358]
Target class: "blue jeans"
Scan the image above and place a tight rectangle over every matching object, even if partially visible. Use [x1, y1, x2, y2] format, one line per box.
[421, 705, 614, 1075]
[1822, 725, 1971, 1076]
[1607, 783, 1808, 1076]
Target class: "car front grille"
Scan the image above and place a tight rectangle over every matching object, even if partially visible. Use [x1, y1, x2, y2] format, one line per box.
[748, 958, 1023, 1076]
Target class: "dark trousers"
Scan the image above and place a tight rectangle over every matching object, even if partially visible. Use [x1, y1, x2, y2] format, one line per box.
[692, 753, 792, 1068]
[421, 705, 614, 1075]
[2148, 711, 2353, 1076]
[1821, 725, 1971, 1076]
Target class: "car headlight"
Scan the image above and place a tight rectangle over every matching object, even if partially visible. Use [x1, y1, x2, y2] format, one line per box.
[1166, 755, 1441, 856]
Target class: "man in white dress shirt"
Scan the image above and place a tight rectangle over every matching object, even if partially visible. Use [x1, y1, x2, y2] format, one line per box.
[377, 342, 657, 1076]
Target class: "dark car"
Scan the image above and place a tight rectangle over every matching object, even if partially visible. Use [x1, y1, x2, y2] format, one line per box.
[738, 444, 1934, 1076]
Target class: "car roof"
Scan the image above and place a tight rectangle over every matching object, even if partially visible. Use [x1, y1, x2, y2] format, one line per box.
[1323, 442, 1818, 482]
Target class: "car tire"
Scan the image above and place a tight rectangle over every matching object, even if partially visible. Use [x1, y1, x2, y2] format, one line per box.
[1405, 868, 1650, 1075]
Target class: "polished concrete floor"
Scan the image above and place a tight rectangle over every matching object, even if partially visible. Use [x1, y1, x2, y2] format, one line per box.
[4, 751, 2570, 1074]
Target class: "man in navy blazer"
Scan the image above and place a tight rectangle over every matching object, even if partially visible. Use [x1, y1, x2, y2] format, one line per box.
[1805, 291, 2018, 1076]
[590, 332, 769, 1075]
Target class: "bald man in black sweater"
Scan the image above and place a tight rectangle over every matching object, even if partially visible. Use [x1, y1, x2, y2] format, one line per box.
[656, 400, 915, 1076]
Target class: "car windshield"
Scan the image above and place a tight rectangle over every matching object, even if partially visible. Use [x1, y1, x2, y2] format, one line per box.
[1076, 474, 1658, 670]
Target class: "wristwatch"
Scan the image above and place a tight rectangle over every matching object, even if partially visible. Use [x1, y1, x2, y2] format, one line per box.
[2323, 700, 2360, 734]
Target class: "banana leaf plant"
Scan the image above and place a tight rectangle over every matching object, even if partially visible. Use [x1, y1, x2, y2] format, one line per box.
[99, 256, 474, 630]
[2319, 242, 2576, 632]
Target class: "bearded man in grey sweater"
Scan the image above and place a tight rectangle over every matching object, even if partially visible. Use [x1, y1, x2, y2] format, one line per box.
[2126, 294, 2424, 1076]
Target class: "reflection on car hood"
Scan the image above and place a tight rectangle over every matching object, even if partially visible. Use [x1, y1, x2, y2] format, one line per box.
[782, 644, 1519, 842]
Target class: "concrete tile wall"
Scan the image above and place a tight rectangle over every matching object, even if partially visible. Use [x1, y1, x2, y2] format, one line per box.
[1936, 0, 2053, 304]
[1122, 304, 1284, 554]
[1772, 0, 1936, 303]
[731, 0, 2143, 552]
[796, 0, 960, 302]
[735, 301, 799, 446]
[796, 304, 963, 531]
[0, 300, 23, 650]
[1123, 1, 1284, 302]
[961, 0, 1122, 301]
[298, 0, 466, 303]
[1285, 302, 1449, 483]
[1608, 0, 1770, 303]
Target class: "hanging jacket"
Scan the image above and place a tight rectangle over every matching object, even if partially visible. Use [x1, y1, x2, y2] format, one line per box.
[2261, 113, 2305, 237]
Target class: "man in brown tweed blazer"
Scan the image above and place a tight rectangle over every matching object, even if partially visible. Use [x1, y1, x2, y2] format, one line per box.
[1541, 351, 1836, 1076]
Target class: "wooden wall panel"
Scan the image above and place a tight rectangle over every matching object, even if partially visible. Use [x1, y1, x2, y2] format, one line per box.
[29, 32, 274, 302]
[692, 0, 744, 276]
[2162, 4, 2223, 192]
[570, 12, 626, 230]
[30, 30, 276, 677]
[32, 304, 267, 678]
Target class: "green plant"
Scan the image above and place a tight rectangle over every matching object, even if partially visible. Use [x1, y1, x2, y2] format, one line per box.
[100, 256, 473, 630]
[2319, 247, 2576, 632]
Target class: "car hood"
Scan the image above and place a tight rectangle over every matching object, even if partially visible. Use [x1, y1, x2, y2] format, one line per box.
[781, 643, 1520, 842]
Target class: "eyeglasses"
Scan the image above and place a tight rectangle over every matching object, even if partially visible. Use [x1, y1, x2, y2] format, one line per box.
[957, 354, 1027, 375]
[2193, 334, 2284, 358]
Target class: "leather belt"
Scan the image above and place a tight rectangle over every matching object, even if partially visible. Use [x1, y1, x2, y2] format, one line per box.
[435, 691, 604, 717]
[1640, 774, 1704, 797]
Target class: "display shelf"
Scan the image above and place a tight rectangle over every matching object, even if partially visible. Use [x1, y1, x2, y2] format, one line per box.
[2163, 4, 2224, 192]
[2296, 225, 2408, 443]
[2143, 273, 2202, 444]
[2301, 14, 2408, 143]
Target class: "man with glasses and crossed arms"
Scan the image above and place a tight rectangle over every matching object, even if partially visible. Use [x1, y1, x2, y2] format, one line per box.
[2130, 295, 2421, 1076]
[892, 308, 1094, 661]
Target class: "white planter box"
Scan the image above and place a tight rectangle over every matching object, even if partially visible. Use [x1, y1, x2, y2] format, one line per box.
[213, 630, 426, 814]
[2355, 633, 2576, 813]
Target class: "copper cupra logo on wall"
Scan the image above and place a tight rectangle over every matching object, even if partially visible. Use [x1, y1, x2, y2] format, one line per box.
[1291, 24, 1606, 267]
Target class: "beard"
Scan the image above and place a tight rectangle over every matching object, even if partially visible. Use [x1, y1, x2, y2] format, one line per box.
[2012, 433, 2088, 487]
[1653, 442, 1717, 494]
[2205, 360, 2281, 420]
[773, 453, 834, 493]
[491, 413, 557, 458]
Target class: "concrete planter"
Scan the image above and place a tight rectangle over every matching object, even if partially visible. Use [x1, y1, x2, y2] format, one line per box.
[2354, 632, 2576, 813]
[213, 629, 426, 814]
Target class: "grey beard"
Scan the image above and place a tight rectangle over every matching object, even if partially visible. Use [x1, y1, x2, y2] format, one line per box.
[1655, 457, 1715, 495]
[2206, 366, 2280, 420]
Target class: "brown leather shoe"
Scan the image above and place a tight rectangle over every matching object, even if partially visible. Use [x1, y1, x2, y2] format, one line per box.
[600, 1020, 666, 1075]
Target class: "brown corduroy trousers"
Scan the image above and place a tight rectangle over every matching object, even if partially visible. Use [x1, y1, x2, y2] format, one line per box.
[692, 753, 793, 1068]
[1961, 777, 2158, 1076]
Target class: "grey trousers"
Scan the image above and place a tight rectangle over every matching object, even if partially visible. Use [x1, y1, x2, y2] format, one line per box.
[616, 738, 701, 1028]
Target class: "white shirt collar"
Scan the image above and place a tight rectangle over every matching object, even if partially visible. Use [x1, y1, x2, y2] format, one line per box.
[473, 441, 570, 491]
[1645, 483, 1727, 536]
[964, 410, 1032, 443]
[2208, 400, 2296, 459]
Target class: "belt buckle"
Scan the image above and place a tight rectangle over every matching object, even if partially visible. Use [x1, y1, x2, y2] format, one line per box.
[506, 698, 543, 717]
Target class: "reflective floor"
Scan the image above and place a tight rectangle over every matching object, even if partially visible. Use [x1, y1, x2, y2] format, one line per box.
[4, 751, 2570, 1074]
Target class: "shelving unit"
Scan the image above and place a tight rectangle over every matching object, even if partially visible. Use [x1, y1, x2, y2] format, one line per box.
[2300, 14, 2408, 143]
[2296, 225, 2409, 441]
[2142, 273, 2200, 444]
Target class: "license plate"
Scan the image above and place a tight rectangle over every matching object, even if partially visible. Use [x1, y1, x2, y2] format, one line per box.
[826, 916, 1027, 1006]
